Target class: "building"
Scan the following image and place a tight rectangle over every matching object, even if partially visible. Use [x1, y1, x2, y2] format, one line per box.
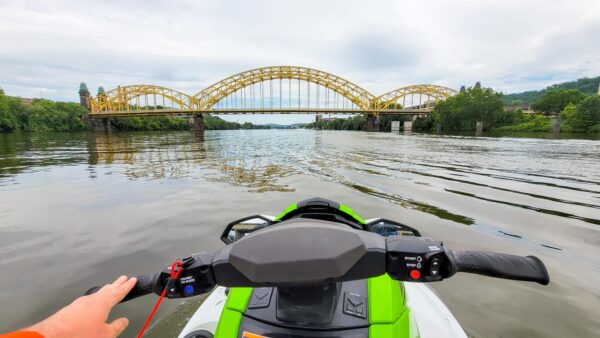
[79, 82, 91, 111]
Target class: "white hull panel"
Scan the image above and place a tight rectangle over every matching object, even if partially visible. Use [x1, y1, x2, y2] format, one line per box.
[405, 282, 467, 338]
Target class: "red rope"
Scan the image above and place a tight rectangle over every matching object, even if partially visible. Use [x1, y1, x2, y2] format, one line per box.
[137, 260, 183, 338]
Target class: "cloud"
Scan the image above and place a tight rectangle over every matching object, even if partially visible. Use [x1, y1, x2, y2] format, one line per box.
[0, 0, 599, 123]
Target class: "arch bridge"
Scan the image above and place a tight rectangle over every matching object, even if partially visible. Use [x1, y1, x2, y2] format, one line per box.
[87, 66, 457, 131]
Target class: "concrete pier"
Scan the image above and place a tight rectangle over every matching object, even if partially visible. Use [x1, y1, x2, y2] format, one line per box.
[189, 114, 205, 134]
[475, 121, 483, 136]
[391, 121, 400, 133]
[403, 121, 413, 132]
[366, 114, 379, 132]
[90, 118, 112, 132]
[550, 116, 560, 133]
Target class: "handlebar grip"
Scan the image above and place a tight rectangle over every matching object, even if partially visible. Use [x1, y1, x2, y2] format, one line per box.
[447, 251, 550, 285]
[84, 274, 159, 303]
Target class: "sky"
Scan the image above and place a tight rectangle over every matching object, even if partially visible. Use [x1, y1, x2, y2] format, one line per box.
[0, 0, 599, 124]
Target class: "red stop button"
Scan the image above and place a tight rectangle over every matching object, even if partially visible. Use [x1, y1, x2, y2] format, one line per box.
[409, 269, 421, 280]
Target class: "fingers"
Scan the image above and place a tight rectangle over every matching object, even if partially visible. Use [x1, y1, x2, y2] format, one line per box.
[108, 276, 137, 306]
[111, 276, 129, 288]
[95, 276, 138, 307]
[97, 276, 127, 294]
[108, 317, 129, 337]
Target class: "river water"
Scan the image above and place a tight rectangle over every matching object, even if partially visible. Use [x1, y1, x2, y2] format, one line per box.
[0, 130, 599, 337]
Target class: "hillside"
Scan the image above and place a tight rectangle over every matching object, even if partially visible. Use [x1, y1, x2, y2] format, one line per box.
[504, 76, 600, 105]
[263, 123, 308, 129]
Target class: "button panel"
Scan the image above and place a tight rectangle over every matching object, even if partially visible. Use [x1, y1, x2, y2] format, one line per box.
[386, 237, 446, 283]
[429, 258, 441, 277]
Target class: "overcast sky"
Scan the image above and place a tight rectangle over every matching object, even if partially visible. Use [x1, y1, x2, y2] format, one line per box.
[1, 0, 599, 124]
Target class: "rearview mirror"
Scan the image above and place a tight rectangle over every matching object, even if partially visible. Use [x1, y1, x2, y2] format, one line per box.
[366, 219, 421, 237]
[221, 215, 273, 244]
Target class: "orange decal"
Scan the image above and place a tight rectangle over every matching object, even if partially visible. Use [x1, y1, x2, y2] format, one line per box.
[242, 331, 270, 338]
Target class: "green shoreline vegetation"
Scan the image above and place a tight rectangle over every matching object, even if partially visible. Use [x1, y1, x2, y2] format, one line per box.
[0, 87, 271, 133]
[307, 77, 600, 133]
[1, 75, 599, 134]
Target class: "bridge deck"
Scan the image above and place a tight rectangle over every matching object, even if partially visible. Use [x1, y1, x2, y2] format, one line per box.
[88, 108, 431, 118]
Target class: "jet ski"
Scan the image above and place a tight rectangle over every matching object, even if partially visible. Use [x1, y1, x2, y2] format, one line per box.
[87, 197, 550, 338]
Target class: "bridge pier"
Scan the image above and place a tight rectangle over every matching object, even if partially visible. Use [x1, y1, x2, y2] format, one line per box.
[550, 116, 560, 133]
[189, 114, 205, 134]
[475, 121, 483, 136]
[403, 121, 413, 133]
[366, 114, 379, 132]
[391, 121, 401, 133]
[90, 118, 112, 132]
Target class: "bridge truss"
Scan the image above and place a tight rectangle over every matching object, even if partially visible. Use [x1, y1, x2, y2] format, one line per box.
[89, 66, 457, 117]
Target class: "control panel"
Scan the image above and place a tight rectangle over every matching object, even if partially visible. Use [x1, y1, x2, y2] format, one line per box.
[158, 253, 216, 298]
[386, 237, 446, 282]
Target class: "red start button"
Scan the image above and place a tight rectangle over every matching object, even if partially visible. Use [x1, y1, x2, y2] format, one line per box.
[409, 269, 421, 280]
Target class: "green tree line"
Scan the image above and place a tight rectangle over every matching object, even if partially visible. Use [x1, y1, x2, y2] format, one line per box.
[305, 83, 600, 133]
[0, 88, 271, 132]
[504, 76, 600, 105]
[0, 89, 89, 132]
[109, 115, 271, 131]
[306, 114, 433, 132]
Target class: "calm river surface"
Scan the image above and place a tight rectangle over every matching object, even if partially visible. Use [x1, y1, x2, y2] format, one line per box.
[0, 130, 599, 337]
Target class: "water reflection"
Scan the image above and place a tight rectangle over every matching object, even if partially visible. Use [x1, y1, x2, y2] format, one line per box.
[84, 131, 297, 191]
[2, 131, 599, 223]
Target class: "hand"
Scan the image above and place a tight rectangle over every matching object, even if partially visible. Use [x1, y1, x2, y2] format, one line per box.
[29, 276, 137, 338]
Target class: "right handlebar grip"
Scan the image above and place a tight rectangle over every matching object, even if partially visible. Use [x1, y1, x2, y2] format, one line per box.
[448, 251, 550, 285]
[84, 273, 160, 303]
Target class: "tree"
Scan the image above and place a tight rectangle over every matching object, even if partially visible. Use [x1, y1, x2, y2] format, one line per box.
[531, 89, 585, 116]
[577, 95, 600, 123]
[560, 96, 600, 132]
[0, 88, 19, 132]
[560, 103, 577, 121]
[432, 83, 504, 131]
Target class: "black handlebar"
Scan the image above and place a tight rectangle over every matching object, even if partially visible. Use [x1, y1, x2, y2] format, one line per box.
[84, 225, 550, 303]
[84, 273, 159, 303]
[445, 251, 550, 285]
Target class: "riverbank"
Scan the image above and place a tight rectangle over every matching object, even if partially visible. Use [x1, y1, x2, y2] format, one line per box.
[0, 89, 272, 132]
[307, 83, 600, 134]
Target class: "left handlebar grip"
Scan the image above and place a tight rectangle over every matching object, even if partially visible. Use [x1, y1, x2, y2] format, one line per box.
[84, 273, 160, 303]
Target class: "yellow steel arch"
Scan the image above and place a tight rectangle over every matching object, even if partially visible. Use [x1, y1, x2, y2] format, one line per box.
[90, 85, 198, 113]
[194, 66, 375, 110]
[373, 85, 457, 111]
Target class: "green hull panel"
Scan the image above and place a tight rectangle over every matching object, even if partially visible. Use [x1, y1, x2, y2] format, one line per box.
[214, 287, 252, 338]
[215, 275, 417, 338]
[274, 203, 298, 221]
[368, 274, 419, 338]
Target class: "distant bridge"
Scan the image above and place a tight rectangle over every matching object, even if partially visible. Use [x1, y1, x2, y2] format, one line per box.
[84, 66, 457, 131]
